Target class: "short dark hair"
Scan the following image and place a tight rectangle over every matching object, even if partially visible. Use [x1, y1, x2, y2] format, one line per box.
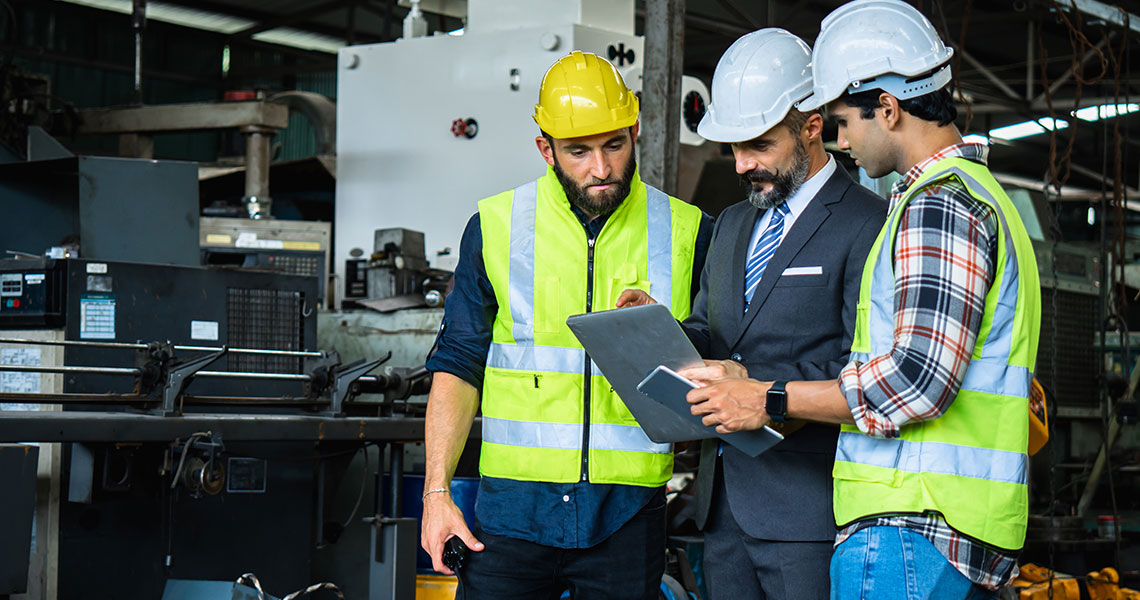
[841, 86, 957, 126]
[780, 109, 813, 135]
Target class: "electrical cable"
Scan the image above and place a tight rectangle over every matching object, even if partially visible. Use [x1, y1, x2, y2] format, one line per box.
[1041, 0, 1111, 191]
[341, 443, 370, 529]
[169, 431, 211, 490]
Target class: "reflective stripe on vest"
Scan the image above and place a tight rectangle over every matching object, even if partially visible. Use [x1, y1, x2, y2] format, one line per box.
[482, 417, 673, 454]
[836, 431, 1028, 485]
[836, 157, 1039, 550]
[646, 187, 674, 312]
[488, 343, 586, 374]
[508, 180, 538, 345]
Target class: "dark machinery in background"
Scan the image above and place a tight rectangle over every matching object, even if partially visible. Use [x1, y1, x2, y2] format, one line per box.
[0, 257, 433, 599]
[343, 228, 452, 312]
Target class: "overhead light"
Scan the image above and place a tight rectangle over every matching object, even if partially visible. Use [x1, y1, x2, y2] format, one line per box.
[60, 0, 255, 34]
[59, 0, 343, 53]
[961, 134, 990, 146]
[989, 118, 1069, 141]
[1072, 103, 1140, 122]
[252, 28, 345, 54]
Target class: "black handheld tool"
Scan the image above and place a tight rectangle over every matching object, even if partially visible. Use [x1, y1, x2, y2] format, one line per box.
[443, 537, 469, 572]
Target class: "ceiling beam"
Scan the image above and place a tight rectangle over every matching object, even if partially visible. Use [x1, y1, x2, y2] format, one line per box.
[228, 0, 348, 39]
[1058, 0, 1140, 35]
[161, 0, 382, 45]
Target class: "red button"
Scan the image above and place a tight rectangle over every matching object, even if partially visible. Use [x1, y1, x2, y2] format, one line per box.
[12, 299, 18, 307]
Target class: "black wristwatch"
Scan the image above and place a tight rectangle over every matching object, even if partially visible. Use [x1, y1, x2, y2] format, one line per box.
[766, 380, 789, 423]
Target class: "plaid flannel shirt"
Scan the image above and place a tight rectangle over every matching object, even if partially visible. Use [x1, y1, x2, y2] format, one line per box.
[836, 143, 1019, 590]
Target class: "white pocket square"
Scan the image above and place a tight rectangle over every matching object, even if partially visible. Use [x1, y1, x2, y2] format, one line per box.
[782, 266, 823, 276]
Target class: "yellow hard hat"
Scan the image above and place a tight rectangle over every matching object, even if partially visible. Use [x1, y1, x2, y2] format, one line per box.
[533, 51, 639, 139]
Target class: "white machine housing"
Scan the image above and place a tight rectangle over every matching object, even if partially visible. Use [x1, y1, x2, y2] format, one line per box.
[335, 0, 707, 277]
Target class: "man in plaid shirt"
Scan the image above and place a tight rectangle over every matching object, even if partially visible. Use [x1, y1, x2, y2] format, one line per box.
[680, 1, 1040, 598]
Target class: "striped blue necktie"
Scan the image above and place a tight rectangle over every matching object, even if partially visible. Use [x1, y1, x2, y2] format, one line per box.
[744, 202, 790, 308]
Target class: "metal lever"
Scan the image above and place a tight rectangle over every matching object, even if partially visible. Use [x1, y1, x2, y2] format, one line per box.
[161, 348, 227, 416]
[327, 353, 390, 415]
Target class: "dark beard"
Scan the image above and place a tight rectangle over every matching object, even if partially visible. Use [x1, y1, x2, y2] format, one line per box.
[741, 138, 811, 209]
[554, 152, 637, 218]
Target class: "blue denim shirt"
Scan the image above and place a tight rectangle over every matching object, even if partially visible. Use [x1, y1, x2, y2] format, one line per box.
[425, 200, 712, 548]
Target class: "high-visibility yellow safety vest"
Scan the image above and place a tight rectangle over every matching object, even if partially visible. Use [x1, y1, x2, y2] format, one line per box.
[834, 157, 1041, 551]
[478, 166, 702, 487]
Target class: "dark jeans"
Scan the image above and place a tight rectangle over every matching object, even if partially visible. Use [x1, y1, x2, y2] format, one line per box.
[458, 489, 667, 600]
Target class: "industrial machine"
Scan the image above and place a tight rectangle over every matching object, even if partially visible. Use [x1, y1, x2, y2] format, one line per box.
[200, 216, 332, 306]
[0, 257, 433, 599]
[0, 153, 199, 267]
[341, 228, 451, 311]
[334, 0, 710, 275]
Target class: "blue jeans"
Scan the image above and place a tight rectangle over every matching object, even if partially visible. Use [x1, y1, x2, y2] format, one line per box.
[830, 526, 998, 600]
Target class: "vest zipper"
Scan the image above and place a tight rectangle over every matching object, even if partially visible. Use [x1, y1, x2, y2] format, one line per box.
[581, 236, 596, 482]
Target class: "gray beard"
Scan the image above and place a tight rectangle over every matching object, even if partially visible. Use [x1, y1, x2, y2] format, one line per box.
[744, 141, 811, 209]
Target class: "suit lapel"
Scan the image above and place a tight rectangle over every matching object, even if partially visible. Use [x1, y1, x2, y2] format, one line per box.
[727, 204, 759, 322]
[729, 168, 852, 349]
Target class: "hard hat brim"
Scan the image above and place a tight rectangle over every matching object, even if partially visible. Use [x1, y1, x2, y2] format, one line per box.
[534, 112, 639, 140]
[697, 102, 794, 144]
[697, 116, 782, 144]
[796, 92, 831, 113]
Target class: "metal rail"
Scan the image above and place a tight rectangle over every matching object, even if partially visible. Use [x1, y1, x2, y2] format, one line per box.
[0, 411, 433, 443]
[0, 392, 329, 406]
[0, 363, 396, 385]
[0, 337, 325, 358]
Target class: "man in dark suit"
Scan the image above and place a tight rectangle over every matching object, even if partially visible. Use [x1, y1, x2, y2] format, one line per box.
[671, 29, 884, 599]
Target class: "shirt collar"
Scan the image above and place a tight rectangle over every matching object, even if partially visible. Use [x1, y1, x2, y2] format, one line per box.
[890, 142, 989, 204]
[784, 153, 837, 218]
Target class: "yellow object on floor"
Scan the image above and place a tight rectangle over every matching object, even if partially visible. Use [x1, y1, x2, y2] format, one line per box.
[1013, 563, 1140, 600]
[1086, 567, 1140, 600]
[1013, 563, 1080, 599]
[416, 574, 458, 600]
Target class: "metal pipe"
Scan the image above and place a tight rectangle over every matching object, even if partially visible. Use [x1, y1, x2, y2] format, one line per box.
[132, 0, 146, 105]
[0, 364, 140, 376]
[0, 392, 327, 406]
[961, 51, 1022, 101]
[389, 443, 403, 517]
[195, 370, 312, 381]
[0, 337, 325, 358]
[1026, 22, 1034, 101]
[0, 362, 388, 385]
[242, 124, 275, 219]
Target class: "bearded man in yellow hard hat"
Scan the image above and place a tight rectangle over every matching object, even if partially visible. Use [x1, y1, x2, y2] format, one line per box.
[419, 51, 712, 598]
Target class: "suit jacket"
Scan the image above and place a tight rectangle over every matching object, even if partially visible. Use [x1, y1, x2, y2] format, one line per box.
[683, 165, 886, 542]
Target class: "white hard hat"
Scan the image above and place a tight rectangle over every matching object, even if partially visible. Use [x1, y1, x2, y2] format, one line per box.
[798, 0, 954, 111]
[697, 28, 813, 144]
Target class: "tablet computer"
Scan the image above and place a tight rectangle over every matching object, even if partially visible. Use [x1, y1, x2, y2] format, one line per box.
[566, 303, 712, 443]
[637, 365, 783, 457]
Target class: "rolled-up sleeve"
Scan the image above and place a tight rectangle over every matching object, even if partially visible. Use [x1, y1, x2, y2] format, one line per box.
[425, 214, 497, 390]
[839, 190, 997, 438]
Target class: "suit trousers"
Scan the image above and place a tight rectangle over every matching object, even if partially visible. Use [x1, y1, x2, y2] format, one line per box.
[457, 490, 666, 600]
[704, 454, 833, 600]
